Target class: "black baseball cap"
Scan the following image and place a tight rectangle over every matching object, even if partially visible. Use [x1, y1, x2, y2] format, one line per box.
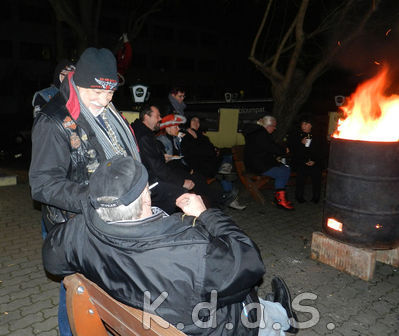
[89, 156, 148, 209]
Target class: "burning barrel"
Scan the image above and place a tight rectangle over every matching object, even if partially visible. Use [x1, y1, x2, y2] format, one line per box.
[323, 66, 399, 249]
[323, 138, 399, 249]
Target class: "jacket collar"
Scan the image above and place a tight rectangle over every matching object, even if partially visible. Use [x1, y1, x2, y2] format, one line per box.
[84, 205, 192, 241]
[60, 71, 81, 121]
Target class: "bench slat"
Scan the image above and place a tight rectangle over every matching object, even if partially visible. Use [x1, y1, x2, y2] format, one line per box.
[64, 273, 186, 336]
[232, 145, 271, 204]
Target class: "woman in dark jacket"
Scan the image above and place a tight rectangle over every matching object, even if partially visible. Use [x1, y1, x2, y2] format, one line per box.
[180, 116, 220, 178]
[181, 116, 247, 210]
[288, 115, 323, 203]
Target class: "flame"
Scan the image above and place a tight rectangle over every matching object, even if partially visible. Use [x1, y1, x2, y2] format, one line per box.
[327, 218, 343, 232]
[333, 67, 399, 142]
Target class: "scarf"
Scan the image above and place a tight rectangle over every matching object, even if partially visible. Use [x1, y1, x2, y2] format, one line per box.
[72, 78, 140, 161]
[168, 93, 186, 116]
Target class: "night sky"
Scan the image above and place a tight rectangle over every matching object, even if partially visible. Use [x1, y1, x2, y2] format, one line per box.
[1, 0, 399, 163]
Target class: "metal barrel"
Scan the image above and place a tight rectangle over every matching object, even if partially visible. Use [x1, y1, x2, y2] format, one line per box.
[323, 138, 399, 249]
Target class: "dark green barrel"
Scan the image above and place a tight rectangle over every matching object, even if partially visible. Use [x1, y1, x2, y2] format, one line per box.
[323, 138, 399, 249]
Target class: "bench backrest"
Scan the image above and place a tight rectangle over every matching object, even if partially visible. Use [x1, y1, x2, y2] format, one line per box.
[231, 145, 271, 204]
[64, 273, 186, 336]
[231, 145, 247, 176]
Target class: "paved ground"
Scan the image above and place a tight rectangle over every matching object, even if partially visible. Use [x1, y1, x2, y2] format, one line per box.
[0, 171, 398, 335]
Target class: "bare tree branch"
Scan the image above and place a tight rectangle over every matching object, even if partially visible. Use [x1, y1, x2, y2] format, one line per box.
[250, 0, 273, 58]
[282, 0, 309, 88]
[48, 0, 87, 45]
[263, 1, 350, 66]
[304, 0, 382, 89]
[128, 0, 164, 40]
[248, 0, 384, 141]
[271, 14, 297, 71]
[248, 55, 284, 83]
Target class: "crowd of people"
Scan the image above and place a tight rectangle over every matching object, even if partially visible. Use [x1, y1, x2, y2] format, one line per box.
[28, 46, 326, 335]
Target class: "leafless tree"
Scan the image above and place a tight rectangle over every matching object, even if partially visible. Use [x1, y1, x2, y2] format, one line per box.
[249, 0, 382, 141]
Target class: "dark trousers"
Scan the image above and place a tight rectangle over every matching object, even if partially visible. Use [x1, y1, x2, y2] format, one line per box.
[295, 164, 322, 200]
[41, 219, 72, 336]
[150, 181, 186, 215]
[166, 160, 224, 209]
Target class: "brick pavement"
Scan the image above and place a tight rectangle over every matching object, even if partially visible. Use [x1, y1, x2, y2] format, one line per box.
[0, 179, 398, 336]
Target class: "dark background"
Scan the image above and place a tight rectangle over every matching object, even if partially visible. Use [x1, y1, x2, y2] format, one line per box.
[1, 0, 398, 168]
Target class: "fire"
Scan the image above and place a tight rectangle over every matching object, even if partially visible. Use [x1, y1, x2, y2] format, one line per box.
[327, 218, 343, 232]
[333, 67, 399, 142]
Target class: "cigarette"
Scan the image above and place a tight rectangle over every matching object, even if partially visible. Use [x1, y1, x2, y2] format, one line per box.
[149, 182, 159, 190]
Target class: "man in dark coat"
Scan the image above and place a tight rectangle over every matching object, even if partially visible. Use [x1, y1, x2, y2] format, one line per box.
[131, 105, 194, 213]
[243, 115, 294, 210]
[29, 47, 141, 335]
[43, 155, 298, 336]
[163, 86, 187, 117]
[32, 59, 75, 118]
[288, 115, 323, 203]
[30, 47, 141, 231]
[132, 106, 224, 212]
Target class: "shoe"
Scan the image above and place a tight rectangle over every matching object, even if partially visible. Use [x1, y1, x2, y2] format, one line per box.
[222, 187, 239, 205]
[228, 198, 247, 210]
[271, 277, 299, 334]
[218, 162, 233, 174]
[295, 197, 306, 203]
[274, 190, 295, 210]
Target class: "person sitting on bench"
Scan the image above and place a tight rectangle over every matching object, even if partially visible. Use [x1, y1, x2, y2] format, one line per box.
[43, 155, 298, 336]
[243, 115, 294, 211]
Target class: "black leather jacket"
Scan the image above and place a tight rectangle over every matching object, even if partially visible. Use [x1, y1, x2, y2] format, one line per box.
[29, 73, 137, 230]
[43, 206, 265, 336]
[132, 119, 186, 186]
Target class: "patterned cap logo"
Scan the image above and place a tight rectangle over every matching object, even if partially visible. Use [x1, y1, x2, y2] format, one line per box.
[94, 77, 118, 90]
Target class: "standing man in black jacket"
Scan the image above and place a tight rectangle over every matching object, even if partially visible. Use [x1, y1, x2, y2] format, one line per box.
[30, 47, 141, 231]
[163, 86, 187, 117]
[244, 115, 294, 210]
[29, 47, 141, 336]
[43, 155, 298, 336]
[288, 115, 323, 203]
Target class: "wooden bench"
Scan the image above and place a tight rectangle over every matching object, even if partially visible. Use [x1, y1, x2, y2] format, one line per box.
[231, 145, 271, 204]
[64, 273, 186, 336]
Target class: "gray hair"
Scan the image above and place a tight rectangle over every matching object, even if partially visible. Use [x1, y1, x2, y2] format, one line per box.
[96, 194, 143, 222]
[257, 115, 276, 128]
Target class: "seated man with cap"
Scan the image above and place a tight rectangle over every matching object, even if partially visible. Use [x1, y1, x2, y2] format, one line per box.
[43, 155, 298, 336]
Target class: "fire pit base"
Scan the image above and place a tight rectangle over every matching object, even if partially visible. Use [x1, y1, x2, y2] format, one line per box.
[311, 232, 399, 281]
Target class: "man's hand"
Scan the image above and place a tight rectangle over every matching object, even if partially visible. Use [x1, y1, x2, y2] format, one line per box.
[306, 160, 315, 166]
[164, 154, 173, 162]
[176, 193, 206, 217]
[183, 179, 195, 190]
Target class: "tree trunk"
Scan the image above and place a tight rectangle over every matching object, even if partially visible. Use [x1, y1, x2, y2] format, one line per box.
[272, 70, 312, 142]
[249, 0, 381, 143]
